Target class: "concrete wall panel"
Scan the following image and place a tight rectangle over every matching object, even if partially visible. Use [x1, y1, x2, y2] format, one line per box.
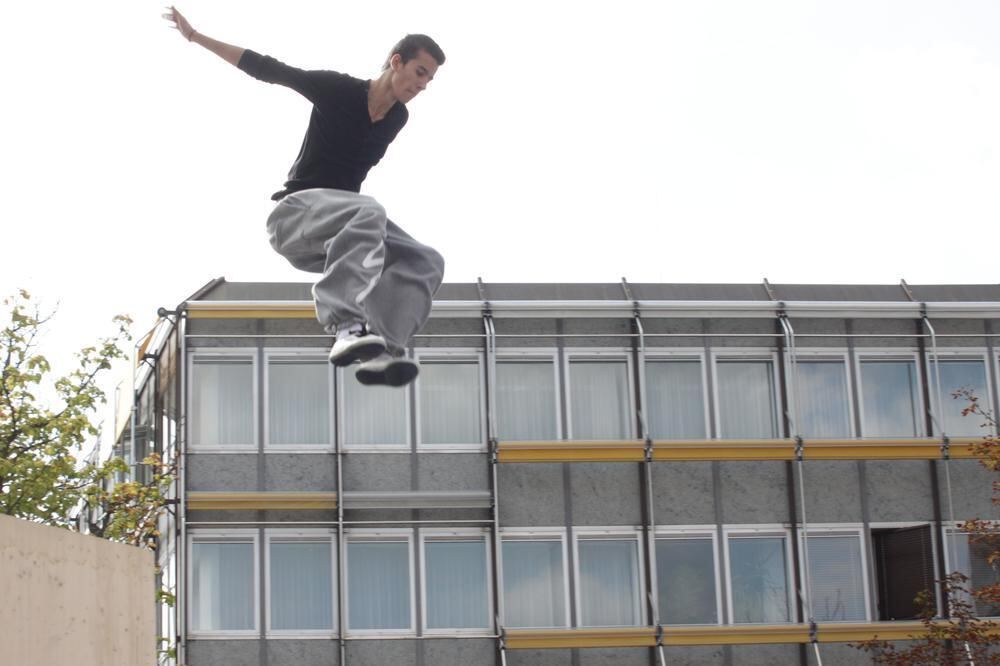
[187, 640, 260, 665]
[345, 639, 418, 665]
[850, 319, 922, 349]
[660, 645, 727, 665]
[707, 318, 779, 348]
[342, 454, 412, 491]
[730, 643, 802, 665]
[799, 461, 863, 523]
[498, 464, 566, 526]
[264, 453, 337, 491]
[570, 463, 643, 526]
[506, 648, 573, 665]
[417, 452, 488, 490]
[653, 461, 716, 525]
[187, 453, 258, 491]
[264, 639, 339, 665]
[640, 317, 706, 349]
[806, 642, 875, 665]
[578, 647, 650, 665]
[719, 461, 790, 524]
[422, 638, 495, 664]
[865, 460, 935, 523]
[936, 459, 999, 519]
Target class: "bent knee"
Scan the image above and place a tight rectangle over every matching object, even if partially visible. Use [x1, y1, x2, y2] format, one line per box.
[425, 247, 445, 284]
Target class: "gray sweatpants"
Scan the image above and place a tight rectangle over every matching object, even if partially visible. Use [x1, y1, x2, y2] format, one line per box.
[266, 188, 445, 354]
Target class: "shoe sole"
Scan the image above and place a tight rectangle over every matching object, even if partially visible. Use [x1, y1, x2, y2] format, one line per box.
[356, 360, 419, 387]
[329, 340, 386, 367]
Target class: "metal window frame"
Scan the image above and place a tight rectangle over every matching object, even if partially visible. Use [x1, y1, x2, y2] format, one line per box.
[494, 349, 563, 442]
[711, 350, 783, 440]
[263, 528, 338, 639]
[790, 350, 857, 439]
[413, 348, 488, 452]
[722, 525, 796, 626]
[186, 349, 259, 453]
[854, 350, 927, 439]
[563, 349, 637, 441]
[262, 349, 335, 453]
[497, 527, 573, 630]
[418, 527, 495, 636]
[186, 528, 261, 640]
[343, 528, 417, 637]
[652, 527, 724, 626]
[572, 527, 647, 629]
[923, 349, 995, 437]
[795, 525, 872, 623]
[336, 365, 411, 452]
[643, 350, 712, 440]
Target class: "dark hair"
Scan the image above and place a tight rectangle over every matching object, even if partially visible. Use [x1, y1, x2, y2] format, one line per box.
[382, 34, 445, 71]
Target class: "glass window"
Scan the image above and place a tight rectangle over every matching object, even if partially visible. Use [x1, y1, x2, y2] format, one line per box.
[342, 370, 407, 448]
[424, 538, 489, 630]
[935, 359, 989, 437]
[717, 360, 778, 439]
[496, 360, 558, 441]
[191, 356, 254, 447]
[860, 359, 922, 437]
[728, 534, 789, 623]
[268, 356, 330, 447]
[419, 360, 482, 445]
[502, 538, 566, 628]
[569, 360, 631, 439]
[947, 531, 1000, 617]
[191, 538, 256, 632]
[347, 539, 411, 631]
[803, 534, 867, 621]
[646, 360, 707, 439]
[577, 537, 641, 627]
[872, 525, 936, 621]
[656, 536, 717, 624]
[796, 360, 852, 438]
[270, 538, 334, 632]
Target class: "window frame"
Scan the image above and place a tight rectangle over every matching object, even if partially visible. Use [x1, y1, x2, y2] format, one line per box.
[796, 525, 871, 623]
[498, 527, 571, 629]
[855, 350, 927, 438]
[343, 528, 416, 636]
[787, 349, 857, 439]
[419, 528, 494, 635]
[336, 365, 411, 453]
[564, 350, 636, 440]
[942, 523, 1000, 619]
[187, 349, 259, 453]
[925, 349, 994, 437]
[494, 349, 564, 442]
[869, 520, 942, 619]
[642, 350, 711, 440]
[263, 349, 335, 453]
[414, 348, 487, 452]
[187, 529, 260, 640]
[653, 525, 723, 625]
[723, 525, 795, 625]
[710, 349, 782, 440]
[572, 527, 646, 628]
[264, 528, 338, 638]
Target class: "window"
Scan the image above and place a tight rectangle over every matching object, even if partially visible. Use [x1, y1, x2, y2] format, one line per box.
[190, 353, 256, 450]
[266, 353, 331, 449]
[568, 356, 632, 439]
[726, 531, 791, 623]
[859, 357, 923, 437]
[267, 531, 336, 635]
[422, 532, 491, 632]
[801, 531, 868, 622]
[716, 357, 779, 439]
[932, 357, 990, 437]
[872, 525, 937, 621]
[655, 532, 719, 624]
[496, 357, 559, 441]
[346, 532, 414, 633]
[795, 358, 852, 438]
[340, 368, 408, 450]
[189, 531, 258, 636]
[946, 529, 1000, 617]
[417, 354, 484, 448]
[645, 358, 707, 439]
[501, 534, 568, 628]
[576, 532, 643, 627]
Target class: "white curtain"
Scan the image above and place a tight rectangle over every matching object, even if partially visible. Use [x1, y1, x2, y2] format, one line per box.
[268, 358, 330, 446]
[496, 361, 557, 441]
[646, 361, 706, 439]
[347, 541, 410, 630]
[729, 536, 789, 623]
[717, 361, 777, 439]
[796, 361, 851, 438]
[342, 372, 407, 446]
[270, 540, 333, 631]
[860, 360, 921, 437]
[425, 540, 489, 629]
[570, 361, 630, 439]
[191, 542, 255, 631]
[656, 537, 717, 624]
[192, 358, 254, 446]
[805, 535, 866, 621]
[577, 539, 641, 626]
[502, 539, 566, 628]
[419, 362, 481, 444]
[937, 360, 988, 436]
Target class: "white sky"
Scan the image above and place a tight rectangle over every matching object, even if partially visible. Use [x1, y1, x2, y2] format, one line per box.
[2, 0, 999, 397]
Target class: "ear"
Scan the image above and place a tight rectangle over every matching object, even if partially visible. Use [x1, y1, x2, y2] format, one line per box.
[389, 53, 404, 72]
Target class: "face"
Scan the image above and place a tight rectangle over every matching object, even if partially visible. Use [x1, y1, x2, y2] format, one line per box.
[389, 49, 439, 103]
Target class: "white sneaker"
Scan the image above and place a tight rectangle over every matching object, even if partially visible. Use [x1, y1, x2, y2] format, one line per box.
[355, 352, 419, 387]
[328, 326, 386, 367]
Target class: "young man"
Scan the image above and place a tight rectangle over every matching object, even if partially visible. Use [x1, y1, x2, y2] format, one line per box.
[165, 7, 445, 387]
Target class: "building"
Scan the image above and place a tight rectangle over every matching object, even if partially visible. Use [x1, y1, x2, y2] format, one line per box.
[126, 278, 1000, 666]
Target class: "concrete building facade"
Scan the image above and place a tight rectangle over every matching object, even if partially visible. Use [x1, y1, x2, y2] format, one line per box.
[129, 279, 1000, 666]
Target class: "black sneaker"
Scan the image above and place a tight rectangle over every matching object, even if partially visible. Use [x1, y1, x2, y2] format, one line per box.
[328, 328, 386, 367]
[355, 353, 419, 387]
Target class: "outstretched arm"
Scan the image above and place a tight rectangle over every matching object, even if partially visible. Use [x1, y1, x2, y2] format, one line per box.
[163, 6, 245, 67]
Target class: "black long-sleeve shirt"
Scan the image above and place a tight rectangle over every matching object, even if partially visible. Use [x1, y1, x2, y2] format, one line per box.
[238, 50, 408, 200]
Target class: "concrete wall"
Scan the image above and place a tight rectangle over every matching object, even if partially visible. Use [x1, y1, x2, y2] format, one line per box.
[0, 514, 154, 666]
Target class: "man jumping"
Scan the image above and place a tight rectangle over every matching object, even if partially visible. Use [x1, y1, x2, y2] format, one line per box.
[165, 7, 445, 387]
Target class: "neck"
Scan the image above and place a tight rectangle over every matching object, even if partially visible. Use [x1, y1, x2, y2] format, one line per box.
[368, 72, 397, 119]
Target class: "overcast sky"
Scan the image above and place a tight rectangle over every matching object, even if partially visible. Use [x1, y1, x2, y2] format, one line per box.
[2, 0, 999, 393]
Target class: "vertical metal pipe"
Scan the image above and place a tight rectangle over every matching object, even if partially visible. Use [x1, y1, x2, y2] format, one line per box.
[335, 366, 347, 666]
[178, 312, 188, 666]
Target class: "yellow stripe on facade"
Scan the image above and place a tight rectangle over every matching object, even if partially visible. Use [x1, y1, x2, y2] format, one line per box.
[498, 441, 647, 463]
[187, 492, 337, 510]
[503, 627, 656, 649]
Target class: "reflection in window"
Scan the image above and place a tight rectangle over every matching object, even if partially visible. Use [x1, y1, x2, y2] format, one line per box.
[804, 534, 866, 621]
[424, 539, 489, 630]
[347, 540, 411, 631]
[570, 360, 631, 439]
[577, 538, 641, 627]
[496, 360, 558, 441]
[947, 531, 1000, 617]
[936, 360, 989, 437]
[191, 539, 255, 632]
[270, 539, 333, 631]
[191, 356, 254, 446]
[419, 360, 482, 445]
[717, 360, 778, 439]
[656, 537, 717, 624]
[860, 360, 922, 437]
[268, 357, 329, 446]
[342, 371, 407, 447]
[796, 360, 851, 438]
[646, 360, 706, 439]
[502, 539, 566, 628]
[729, 535, 789, 623]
